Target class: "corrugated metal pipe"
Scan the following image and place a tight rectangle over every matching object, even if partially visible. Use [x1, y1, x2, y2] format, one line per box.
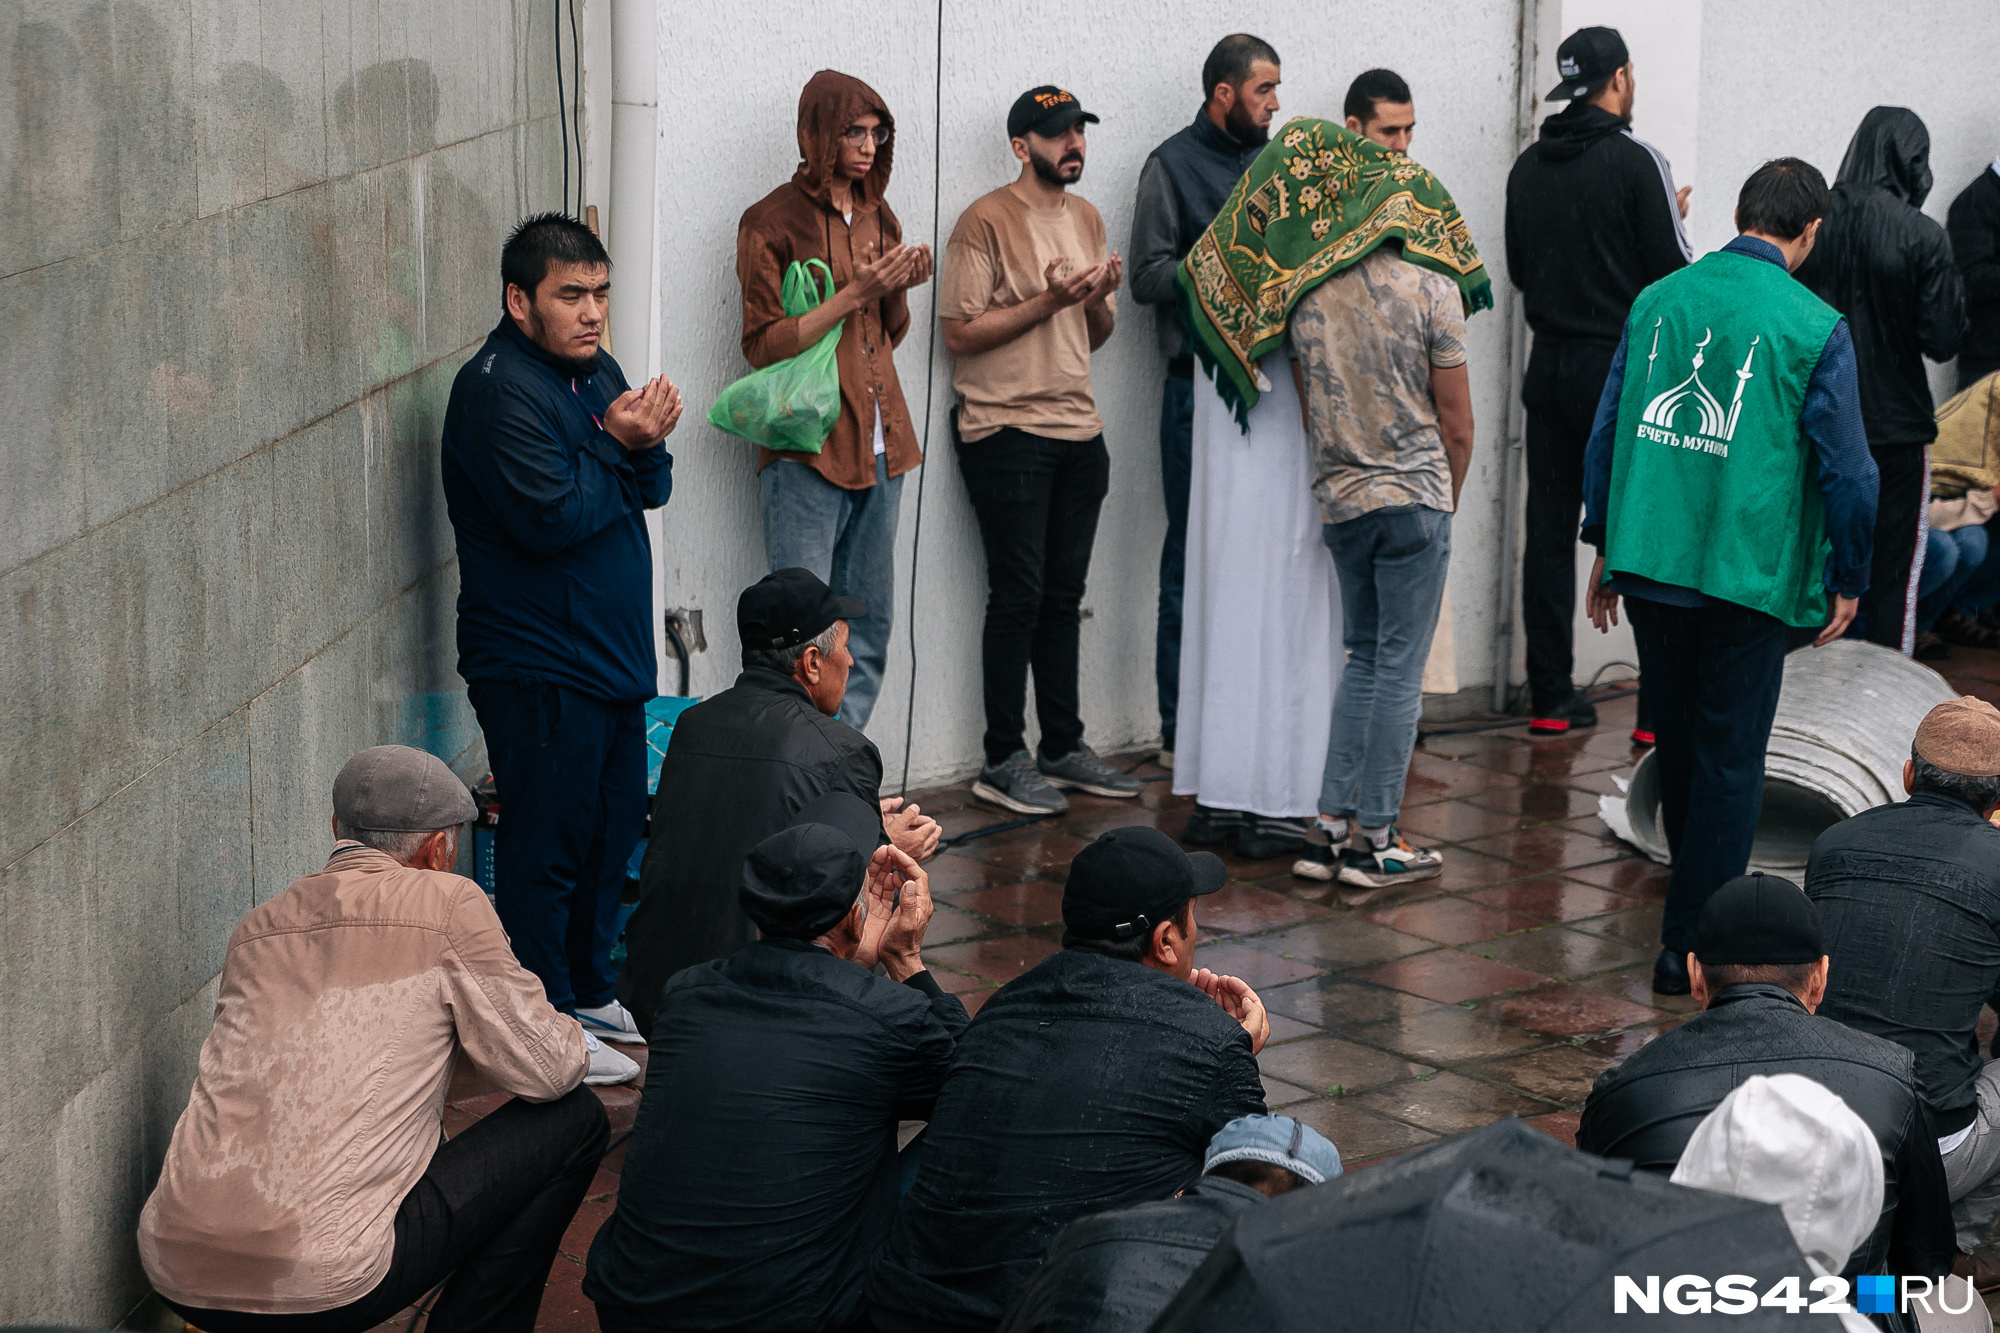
[1620, 640, 1959, 872]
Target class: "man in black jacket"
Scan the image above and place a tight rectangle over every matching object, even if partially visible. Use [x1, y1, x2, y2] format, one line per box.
[1799, 108, 1966, 653]
[1129, 33, 1280, 783]
[995, 1113, 1341, 1333]
[1809, 697, 2000, 1282]
[1577, 873, 1953, 1305]
[865, 827, 1271, 1333]
[1504, 27, 1689, 741]
[616, 569, 939, 1033]
[585, 793, 966, 1333]
[1949, 155, 2000, 390]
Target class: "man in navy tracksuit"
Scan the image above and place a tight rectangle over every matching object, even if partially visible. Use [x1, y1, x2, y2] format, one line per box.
[442, 213, 683, 1084]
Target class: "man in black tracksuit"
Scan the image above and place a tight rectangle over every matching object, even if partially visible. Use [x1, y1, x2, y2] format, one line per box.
[1947, 155, 2000, 391]
[1798, 107, 1965, 653]
[1504, 27, 1689, 739]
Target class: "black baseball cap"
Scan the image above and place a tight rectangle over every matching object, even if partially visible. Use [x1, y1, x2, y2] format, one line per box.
[1007, 86, 1100, 141]
[738, 791, 886, 939]
[1063, 825, 1227, 943]
[737, 567, 867, 652]
[1545, 26, 1629, 102]
[1694, 872, 1825, 966]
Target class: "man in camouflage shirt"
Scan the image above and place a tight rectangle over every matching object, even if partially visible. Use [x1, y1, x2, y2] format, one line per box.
[1287, 243, 1474, 892]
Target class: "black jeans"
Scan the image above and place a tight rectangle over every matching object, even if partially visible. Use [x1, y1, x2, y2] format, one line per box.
[955, 420, 1111, 768]
[1862, 443, 1927, 652]
[1522, 338, 1618, 713]
[1627, 597, 1788, 954]
[168, 1087, 609, 1333]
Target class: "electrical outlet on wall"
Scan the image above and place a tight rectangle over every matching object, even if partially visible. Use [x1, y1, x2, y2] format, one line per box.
[664, 608, 706, 652]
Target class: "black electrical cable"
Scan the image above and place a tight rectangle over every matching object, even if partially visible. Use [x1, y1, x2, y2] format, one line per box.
[568, 0, 584, 214]
[897, 0, 945, 799]
[554, 0, 569, 214]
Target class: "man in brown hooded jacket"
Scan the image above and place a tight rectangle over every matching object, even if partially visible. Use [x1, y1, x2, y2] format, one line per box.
[737, 70, 933, 731]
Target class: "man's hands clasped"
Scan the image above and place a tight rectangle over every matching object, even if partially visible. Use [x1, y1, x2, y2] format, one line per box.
[880, 796, 942, 861]
[604, 375, 683, 451]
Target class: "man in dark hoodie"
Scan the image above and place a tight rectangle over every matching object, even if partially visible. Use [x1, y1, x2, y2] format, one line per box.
[736, 71, 934, 731]
[1949, 152, 2000, 391]
[1128, 34, 1281, 783]
[1799, 107, 1966, 654]
[1505, 26, 1690, 742]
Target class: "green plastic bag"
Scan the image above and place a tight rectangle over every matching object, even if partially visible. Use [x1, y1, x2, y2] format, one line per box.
[707, 258, 843, 453]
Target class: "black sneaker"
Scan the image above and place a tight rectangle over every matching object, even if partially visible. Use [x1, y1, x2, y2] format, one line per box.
[1181, 804, 1243, 846]
[1237, 816, 1310, 860]
[1336, 829, 1443, 889]
[1037, 745, 1143, 798]
[1529, 692, 1599, 737]
[972, 750, 1068, 816]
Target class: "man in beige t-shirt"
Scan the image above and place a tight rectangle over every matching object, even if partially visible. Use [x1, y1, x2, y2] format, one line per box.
[939, 85, 1142, 816]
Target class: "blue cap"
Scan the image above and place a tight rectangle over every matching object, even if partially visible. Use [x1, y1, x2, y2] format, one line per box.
[1203, 1114, 1343, 1186]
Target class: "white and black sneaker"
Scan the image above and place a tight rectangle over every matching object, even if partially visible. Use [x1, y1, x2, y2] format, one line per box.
[973, 750, 1069, 816]
[1337, 828, 1443, 889]
[1292, 842, 1340, 882]
[1038, 745, 1143, 798]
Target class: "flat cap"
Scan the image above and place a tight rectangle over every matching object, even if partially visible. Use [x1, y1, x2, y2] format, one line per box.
[1914, 696, 2000, 778]
[1695, 872, 1824, 966]
[332, 745, 478, 832]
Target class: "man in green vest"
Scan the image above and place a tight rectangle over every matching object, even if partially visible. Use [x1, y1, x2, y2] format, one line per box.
[1581, 157, 1878, 996]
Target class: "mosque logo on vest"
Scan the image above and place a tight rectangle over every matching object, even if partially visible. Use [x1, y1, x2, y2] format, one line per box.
[1635, 320, 1760, 458]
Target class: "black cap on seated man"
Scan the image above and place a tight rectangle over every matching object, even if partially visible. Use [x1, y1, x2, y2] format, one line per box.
[616, 568, 941, 1035]
[586, 791, 966, 1332]
[1577, 872, 1953, 1291]
[865, 826, 1272, 1333]
[1809, 696, 2000, 1284]
[996, 1113, 1342, 1333]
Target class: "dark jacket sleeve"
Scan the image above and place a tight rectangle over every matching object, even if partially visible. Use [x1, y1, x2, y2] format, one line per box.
[1888, 1099, 1957, 1281]
[890, 973, 969, 1122]
[1912, 222, 1968, 362]
[460, 382, 649, 555]
[1129, 156, 1185, 308]
[628, 444, 673, 509]
[1802, 320, 1880, 597]
[826, 736, 885, 807]
[1950, 183, 2000, 306]
[1629, 145, 1692, 286]
[1189, 1035, 1269, 1147]
[1579, 329, 1631, 550]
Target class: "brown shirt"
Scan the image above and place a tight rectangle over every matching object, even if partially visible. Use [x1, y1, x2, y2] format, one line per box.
[737, 183, 921, 490]
[138, 843, 587, 1314]
[939, 185, 1112, 442]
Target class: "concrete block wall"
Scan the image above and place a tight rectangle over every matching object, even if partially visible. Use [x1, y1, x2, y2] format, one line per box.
[0, 0, 569, 1318]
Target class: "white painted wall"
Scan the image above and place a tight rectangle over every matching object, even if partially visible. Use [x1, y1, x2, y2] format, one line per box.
[644, 0, 1528, 787]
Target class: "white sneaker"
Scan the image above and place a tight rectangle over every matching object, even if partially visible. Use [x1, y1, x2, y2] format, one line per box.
[577, 999, 645, 1044]
[583, 1031, 639, 1086]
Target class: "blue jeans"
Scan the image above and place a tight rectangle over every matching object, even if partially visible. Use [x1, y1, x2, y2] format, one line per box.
[1918, 523, 2000, 631]
[1157, 373, 1194, 749]
[467, 680, 647, 1012]
[1319, 507, 1452, 827]
[759, 454, 903, 729]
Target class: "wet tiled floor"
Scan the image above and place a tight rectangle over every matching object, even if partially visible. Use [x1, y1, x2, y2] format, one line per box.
[405, 649, 2000, 1332]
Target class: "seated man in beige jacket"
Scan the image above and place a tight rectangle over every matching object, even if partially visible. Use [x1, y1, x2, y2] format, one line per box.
[139, 745, 606, 1333]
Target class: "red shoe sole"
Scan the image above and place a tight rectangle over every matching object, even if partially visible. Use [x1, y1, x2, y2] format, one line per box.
[1528, 718, 1570, 733]
[1631, 730, 1656, 746]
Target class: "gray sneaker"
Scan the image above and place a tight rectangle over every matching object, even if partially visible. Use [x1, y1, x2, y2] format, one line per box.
[1038, 745, 1144, 798]
[973, 750, 1069, 816]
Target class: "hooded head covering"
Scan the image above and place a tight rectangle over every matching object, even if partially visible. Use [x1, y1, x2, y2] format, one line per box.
[1671, 1074, 1881, 1332]
[792, 70, 895, 215]
[1835, 105, 1933, 207]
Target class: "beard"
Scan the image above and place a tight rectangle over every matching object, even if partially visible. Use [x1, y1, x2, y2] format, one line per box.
[1030, 144, 1085, 187]
[523, 305, 602, 378]
[1224, 99, 1269, 146]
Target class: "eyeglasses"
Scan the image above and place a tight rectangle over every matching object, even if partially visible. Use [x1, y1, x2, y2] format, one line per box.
[841, 125, 892, 147]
